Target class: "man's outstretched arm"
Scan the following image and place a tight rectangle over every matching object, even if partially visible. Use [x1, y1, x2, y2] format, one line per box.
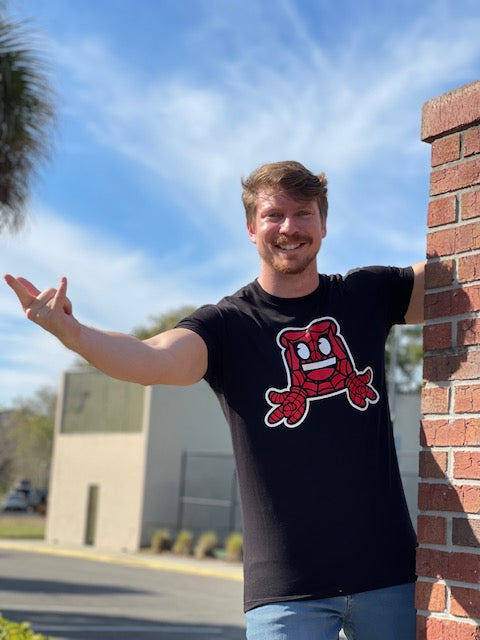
[4, 274, 208, 386]
[404, 262, 425, 325]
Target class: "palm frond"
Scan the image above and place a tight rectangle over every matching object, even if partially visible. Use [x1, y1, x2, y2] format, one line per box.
[0, 17, 56, 233]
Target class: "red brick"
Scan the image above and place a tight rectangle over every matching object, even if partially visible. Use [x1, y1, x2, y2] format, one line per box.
[462, 284, 480, 312]
[417, 615, 480, 640]
[465, 418, 480, 443]
[427, 227, 455, 256]
[417, 515, 447, 545]
[423, 351, 480, 382]
[457, 318, 480, 346]
[452, 517, 480, 547]
[415, 580, 446, 612]
[423, 323, 452, 351]
[431, 133, 461, 166]
[451, 586, 480, 618]
[420, 418, 480, 446]
[425, 285, 480, 319]
[458, 253, 480, 283]
[418, 483, 480, 513]
[461, 189, 480, 220]
[464, 127, 480, 157]
[430, 157, 480, 197]
[456, 222, 480, 252]
[421, 80, 480, 143]
[454, 384, 480, 413]
[427, 222, 480, 256]
[419, 450, 448, 478]
[454, 451, 480, 479]
[421, 387, 450, 414]
[416, 547, 480, 583]
[427, 196, 457, 227]
[425, 259, 455, 288]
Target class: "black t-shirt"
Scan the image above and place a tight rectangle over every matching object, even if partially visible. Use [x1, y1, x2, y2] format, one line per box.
[177, 266, 417, 612]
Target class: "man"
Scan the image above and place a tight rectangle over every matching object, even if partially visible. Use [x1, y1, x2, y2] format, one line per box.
[5, 161, 425, 640]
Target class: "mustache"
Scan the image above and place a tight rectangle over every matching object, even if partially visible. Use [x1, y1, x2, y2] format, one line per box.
[274, 233, 311, 245]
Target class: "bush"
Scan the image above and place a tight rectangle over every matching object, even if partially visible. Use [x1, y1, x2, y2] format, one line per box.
[172, 529, 193, 556]
[194, 531, 218, 559]
[224, 532, 243, 562]
[0, 615, 51, 639]
[150, 528, 171, 553]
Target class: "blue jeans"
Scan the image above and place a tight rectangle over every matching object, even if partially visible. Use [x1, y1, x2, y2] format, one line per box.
[245, 583, 416, 640]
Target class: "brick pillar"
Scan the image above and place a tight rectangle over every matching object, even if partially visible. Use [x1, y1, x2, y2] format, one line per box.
[416, 81, 480, 640]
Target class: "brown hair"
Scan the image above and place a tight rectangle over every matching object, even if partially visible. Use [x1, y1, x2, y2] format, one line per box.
[241, 160, 328, 227]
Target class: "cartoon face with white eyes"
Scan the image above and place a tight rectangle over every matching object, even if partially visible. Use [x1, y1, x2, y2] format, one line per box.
[265, 317, 379, 427]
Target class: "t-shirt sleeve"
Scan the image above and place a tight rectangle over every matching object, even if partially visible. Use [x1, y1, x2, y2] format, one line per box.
[345, 265, 415, 328]
[175, 304, 224, 389]
[385, 265, 415, 325]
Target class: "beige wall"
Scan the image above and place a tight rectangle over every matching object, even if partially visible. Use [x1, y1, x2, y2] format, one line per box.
[46, 432, 147, 550]
[46, 372, 232, 551]
[141, 381, 233, 546]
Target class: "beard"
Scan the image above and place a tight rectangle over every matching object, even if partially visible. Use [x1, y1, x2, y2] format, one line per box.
[266, 234, 318, 275]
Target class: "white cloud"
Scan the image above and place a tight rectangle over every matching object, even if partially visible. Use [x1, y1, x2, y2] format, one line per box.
[51, 3, 480, 242]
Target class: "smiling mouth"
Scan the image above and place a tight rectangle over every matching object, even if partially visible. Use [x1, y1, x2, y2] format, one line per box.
[274, 234, 310, 251]
[276, 243, 304, 251]
[302, 357, 337, 371]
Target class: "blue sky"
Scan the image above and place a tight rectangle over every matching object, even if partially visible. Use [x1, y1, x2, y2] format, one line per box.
[1, 0, 479, 408]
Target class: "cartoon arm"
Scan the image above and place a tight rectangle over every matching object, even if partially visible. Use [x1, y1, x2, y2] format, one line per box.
[266, 386, 308, 427]
[344, 368, 379, 409]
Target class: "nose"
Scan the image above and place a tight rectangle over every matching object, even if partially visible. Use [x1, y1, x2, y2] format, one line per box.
[279, 214, 298, 235]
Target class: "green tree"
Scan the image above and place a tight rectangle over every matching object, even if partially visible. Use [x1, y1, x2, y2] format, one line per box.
[2, 386, 56, 490]
[0, 13, 55, 233]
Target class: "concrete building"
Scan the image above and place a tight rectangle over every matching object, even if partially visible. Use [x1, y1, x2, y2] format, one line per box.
[46, 368, 420, 552]
[46, 369, 238, 551]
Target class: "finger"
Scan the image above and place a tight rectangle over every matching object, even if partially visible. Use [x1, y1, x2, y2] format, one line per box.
[52, 277, 72, 315]
[25, 287, 57, 323]
[16, 277, 42, 297]
[4, 274, 36, 309]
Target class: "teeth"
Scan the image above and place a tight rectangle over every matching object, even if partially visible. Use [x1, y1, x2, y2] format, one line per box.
[278, 243, 301, 250]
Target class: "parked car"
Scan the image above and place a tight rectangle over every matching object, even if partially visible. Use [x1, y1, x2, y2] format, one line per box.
[2, 490, 28, 512]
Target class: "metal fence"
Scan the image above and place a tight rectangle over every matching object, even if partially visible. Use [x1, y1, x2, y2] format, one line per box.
[176, 450, 242, 538]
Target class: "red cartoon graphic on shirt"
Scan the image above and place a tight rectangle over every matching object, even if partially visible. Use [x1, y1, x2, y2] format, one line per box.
[265, 317, 379, 427]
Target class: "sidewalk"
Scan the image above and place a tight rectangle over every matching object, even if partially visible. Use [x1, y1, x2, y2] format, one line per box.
[0, 538, 244, 582]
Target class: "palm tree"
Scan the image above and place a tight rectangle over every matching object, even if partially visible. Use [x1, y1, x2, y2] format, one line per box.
[0, 15, 55, 233]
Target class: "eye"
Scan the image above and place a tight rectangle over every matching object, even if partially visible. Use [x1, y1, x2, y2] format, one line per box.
[318, 337, 331, 355]
[263, 211, 282, 220]
[296, 342, 310, 359]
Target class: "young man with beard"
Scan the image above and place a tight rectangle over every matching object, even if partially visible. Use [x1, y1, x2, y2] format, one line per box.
[5, 161, 425, 640]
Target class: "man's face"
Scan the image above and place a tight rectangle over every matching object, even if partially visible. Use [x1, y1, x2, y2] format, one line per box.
[247, 189, 326, 277]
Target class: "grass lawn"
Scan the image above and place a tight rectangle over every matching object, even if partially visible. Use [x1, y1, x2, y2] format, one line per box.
[0, 514, 45, 539]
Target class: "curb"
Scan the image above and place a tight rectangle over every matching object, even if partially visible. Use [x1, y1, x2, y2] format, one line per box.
[0, 539, 244, 582]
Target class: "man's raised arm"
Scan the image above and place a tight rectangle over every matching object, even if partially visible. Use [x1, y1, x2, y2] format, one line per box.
[4, 274, 207, 387]
[404, 262, 425, 325]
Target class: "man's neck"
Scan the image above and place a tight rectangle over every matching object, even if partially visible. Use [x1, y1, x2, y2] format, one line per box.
[257, 269, 320, 298]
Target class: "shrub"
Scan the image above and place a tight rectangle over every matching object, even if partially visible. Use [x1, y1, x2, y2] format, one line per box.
[172, 529, 193, 556]
[0, 615, 51, 639]
[150, 528, 171, 553]
[224, 532, 243, 562]
[194, 531, 218, 559]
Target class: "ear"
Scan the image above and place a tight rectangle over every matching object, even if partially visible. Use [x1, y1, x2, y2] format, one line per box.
[321, 218, 327, 239]
[247, 219, 257, 244]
